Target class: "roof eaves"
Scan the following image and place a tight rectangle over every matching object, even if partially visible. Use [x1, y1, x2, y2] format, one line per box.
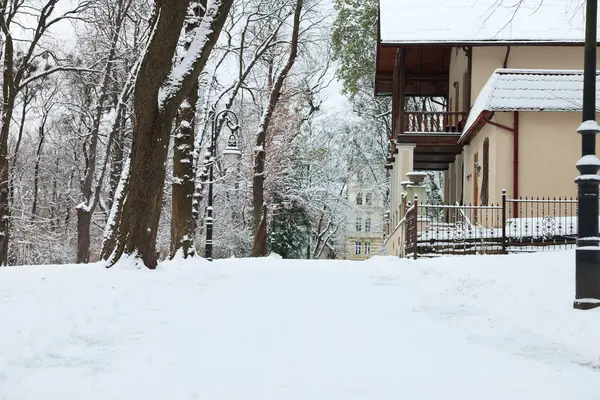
[379, 39, 592, 47]
[458, 111, 492, 145]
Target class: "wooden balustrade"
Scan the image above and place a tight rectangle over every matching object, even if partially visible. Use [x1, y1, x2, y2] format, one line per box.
[403, 112, 467, 133]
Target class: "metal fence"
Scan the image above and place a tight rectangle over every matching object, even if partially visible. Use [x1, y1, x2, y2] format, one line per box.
[404, 190, 581, 258]
[505, 196, 578, 252]
[405, 201, 418, 259]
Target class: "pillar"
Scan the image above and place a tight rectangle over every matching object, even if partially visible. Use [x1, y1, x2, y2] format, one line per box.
[454, 153, 464, 205]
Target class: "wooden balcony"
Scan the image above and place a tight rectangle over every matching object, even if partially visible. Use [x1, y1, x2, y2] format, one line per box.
[403, 112, 467, 134]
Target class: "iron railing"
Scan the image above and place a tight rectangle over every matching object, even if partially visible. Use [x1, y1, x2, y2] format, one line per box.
[402, 190, 584, 257]
[505, 196, 578, 252]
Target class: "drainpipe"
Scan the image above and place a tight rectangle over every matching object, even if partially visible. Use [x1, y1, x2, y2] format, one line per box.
[513, 111, 519, 207]
[503, 46, 511, 68]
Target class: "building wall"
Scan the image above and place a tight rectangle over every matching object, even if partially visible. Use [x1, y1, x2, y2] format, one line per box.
[518, 111, 600, 199]
[449, 47, 470, 112]
[344, 171, 386, 260]
[384, 144, 414, 257]
[448, 45, 600, 117]
[471, 46, 600, 106]
[460, 111, 600, 207]
[453, 45, 600, 207]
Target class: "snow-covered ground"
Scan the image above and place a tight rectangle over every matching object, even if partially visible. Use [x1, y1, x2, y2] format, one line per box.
[1, 251, 599, 399]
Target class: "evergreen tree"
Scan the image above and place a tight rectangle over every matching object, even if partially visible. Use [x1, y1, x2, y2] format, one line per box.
[268, 198, 311, 259]
[331, 0, 378, 98]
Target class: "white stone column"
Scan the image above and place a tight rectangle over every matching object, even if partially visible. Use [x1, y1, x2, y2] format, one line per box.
[448, 162, 455, 205]
[389, 160, 396, 229]
[462, 145, 470, 204]
[395, 144, 416, 216]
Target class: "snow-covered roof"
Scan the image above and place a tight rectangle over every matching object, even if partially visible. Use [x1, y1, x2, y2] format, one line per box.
[461, 69, 600, 141]
[380, 0, 589, 44]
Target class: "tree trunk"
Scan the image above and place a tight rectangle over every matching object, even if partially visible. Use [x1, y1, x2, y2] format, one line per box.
[252, 205, 268, 256]
[31, 124, 47, 219]
[76, 208, 92, 263]
[251, 0, 303, 257]
[108, 0, 233, 268]
[50, 154, 59, 232]
[0, 89, 15, 265]
[107, 113, 126, 212]
[113, 115, 174, 268]
[76, 0, 129, 264]
[101, 155, 130, 261]
[0, 120, 10, 266]
[171, 92, 198, 258]
[10, 89, 29, 211]
[170, 2, 203, 259]
[109, 3, 187, 268]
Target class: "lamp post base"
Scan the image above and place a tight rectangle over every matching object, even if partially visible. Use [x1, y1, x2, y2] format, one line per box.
[574, 248, 600, 310]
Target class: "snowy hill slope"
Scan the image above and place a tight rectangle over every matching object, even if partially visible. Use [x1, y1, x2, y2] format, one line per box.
[1, 252, 599, 399]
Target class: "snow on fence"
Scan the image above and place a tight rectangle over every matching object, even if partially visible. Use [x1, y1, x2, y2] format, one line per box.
[403, 191, 585, 257]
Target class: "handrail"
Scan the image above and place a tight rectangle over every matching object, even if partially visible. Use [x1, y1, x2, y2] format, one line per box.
[404, 111, 467, 133]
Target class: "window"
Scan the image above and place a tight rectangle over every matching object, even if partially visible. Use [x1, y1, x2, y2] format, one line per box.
[355, 216, 362, 232]
[356, 193, 363, 205]
[365, 217, 371, 232]
[364, 242, 371, 255]
[365, 193, 372, 205]
[355, 241, 362, 255]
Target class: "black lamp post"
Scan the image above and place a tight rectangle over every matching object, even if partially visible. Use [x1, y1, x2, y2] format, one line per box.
[205, 109, 241, 261]
[574, 0, 600, 310]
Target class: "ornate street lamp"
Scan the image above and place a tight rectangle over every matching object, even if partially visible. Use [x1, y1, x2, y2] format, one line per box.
[205, 109, 241, 261]
[574, 0, 600, 310]
[223, 133, 242, 169]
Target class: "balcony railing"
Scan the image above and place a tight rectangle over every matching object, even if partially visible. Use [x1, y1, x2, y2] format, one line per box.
[404, 112, 467, 133]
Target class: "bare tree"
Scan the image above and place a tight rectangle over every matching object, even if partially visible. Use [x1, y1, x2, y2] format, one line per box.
[106, 0, 233, 268]
[170, 1, 205, 259]
[75, 0, 135, 263]
[251, 0, 303, 257]
[0, 0, 93, 265]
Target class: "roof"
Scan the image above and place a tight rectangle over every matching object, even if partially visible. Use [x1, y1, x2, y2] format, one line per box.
[380, 0, 590, 45]
[460, 69, 600, 141]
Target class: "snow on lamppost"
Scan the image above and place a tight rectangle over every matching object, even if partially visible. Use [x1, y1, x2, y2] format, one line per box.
[574, 0, 600, 310]
[205, 110, 241, 262]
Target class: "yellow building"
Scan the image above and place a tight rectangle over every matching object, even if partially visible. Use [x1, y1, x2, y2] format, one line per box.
[377, 0, 600, 256]
[343, 172, 385, 260]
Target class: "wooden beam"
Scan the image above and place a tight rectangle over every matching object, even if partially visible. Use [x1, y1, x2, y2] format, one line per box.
[414, 162, 450, 171]
[377, 72, 448, 81]
[395, 49, 406, 136]
[396, 134, 460, 146]
[414, 153, 457, 163]
[414, 145, 463, 154]
[376, 80, 446, 97]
